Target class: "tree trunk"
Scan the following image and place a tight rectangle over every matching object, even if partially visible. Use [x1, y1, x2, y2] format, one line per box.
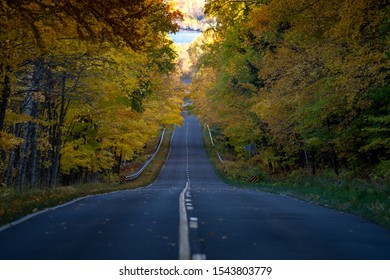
[311, 152, 317, 175]
[303, 143, 309, 172]
[50, 74, 67, 188]
[29, 117, 39, 187]
[41, 67, 55, 187]
[116, 149, 123, 175]
[331, 148, 339, 176]
[16, 69, 35, 191]
[325, 118, 339, 176]
[0, 66, 11, 131]
[6, 150, 15, 186]
[5, 124, 21, 186]
[16, 123, 31, 190]
[28, 59, 42, 188]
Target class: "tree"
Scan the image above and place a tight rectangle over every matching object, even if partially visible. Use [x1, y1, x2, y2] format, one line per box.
[1, 0, 183, 189]
[192, 0, 390, 178]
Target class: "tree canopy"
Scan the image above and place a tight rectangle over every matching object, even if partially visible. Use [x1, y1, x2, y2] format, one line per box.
[0, 0, 183, 190]
[192, 0, 390, 180]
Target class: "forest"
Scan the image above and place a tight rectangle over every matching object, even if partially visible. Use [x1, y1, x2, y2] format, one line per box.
[0, 0, 184, 191]
[192, 0, 390, 184]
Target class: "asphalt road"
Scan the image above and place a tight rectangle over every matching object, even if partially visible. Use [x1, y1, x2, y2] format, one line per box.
[1, 114, 390, 260]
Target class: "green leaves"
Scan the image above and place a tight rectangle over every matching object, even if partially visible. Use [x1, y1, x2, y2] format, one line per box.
[130, 80, 154, 113]
[359, 84, 390, 154]
[193, 0, 390, 179]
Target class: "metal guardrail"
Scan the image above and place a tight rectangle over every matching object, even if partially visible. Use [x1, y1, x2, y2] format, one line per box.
[206, 124, 224, 163]
[120, 128, 166, 183]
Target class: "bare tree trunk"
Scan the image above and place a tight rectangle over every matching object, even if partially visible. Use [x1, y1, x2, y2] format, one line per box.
[331, 148, 339, 176]
[16, 68, 35, 191]
[50, 74, 67, 188]
[0, 66, 11, 131]
[5, 124, 22, 186]
[29, 113, 39, 187]
[311, 152, 317, 175]
[40, 66, 54, 187]
[28, 59, 43, 188]
[303, 143, 309, 172]
[5, 150, 15, 186]
[117, 149, 123, 175]
[15, 59, 44, 190]
[16, 122, 31, 190]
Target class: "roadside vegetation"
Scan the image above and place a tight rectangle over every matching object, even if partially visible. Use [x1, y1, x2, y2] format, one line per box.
[188, 0, 390, 228]
[0, 1, 183, 192]
[0, 129, 173, 226]
[202, 128, 390, 229]
[0, 1, 185, 226]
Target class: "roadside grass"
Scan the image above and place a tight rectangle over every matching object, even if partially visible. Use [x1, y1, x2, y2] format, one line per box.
[0, 129, 173, 227]
[202, 129, 390, 229]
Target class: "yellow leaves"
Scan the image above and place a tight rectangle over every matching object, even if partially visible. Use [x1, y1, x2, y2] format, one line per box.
[4, 110, 34, 126]
[161, 111, 182, 126]
[159, 96, 184, 126]
[59, 39, 184, 172]
[191, 66, 221, 125]
[0, 131, 23, 151]
[333, 50, 389, 105]
[61, 138, 117, 174]
[332, 0, 386, 48]
[61, 140, 95, 174]
[0, 0, 185, 190]
[248, 5, 273, 37]
[190, 0, 390, 177]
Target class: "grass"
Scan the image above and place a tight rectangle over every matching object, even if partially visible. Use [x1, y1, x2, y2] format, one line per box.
[0, 129, 173, 227]
[202, 129, 390, 229]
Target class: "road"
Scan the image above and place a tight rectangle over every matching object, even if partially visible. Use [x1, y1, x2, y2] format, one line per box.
[1, 114, 390, 260]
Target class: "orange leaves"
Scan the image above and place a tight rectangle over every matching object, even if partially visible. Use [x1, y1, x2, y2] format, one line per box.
[1, 0, 184, 188]
[192, 0, 390, 175]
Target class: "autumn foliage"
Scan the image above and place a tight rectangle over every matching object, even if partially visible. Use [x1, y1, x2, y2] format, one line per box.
[0, 0, 183, 190]
[169, 0, 210, 30]
[192, 0, 390, 181]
